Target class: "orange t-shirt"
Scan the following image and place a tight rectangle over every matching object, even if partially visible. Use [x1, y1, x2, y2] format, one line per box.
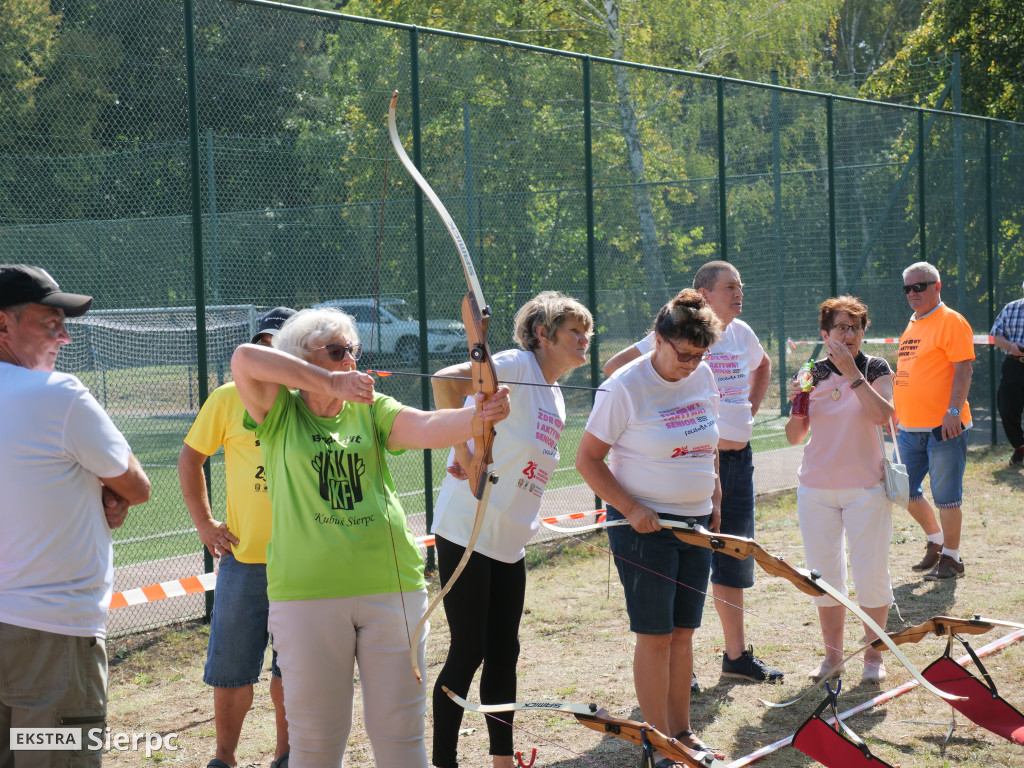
[893, 304, 974, 428]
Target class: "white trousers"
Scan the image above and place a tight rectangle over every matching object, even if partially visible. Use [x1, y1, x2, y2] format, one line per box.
[268, 591, 429, 768]
[796, 483, 894, 609]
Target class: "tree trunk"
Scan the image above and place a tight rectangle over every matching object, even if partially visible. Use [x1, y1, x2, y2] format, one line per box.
[604, 0, 668, 306]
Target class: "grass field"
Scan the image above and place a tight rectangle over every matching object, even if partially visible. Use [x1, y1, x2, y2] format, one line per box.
[104, 444, 1024, 767]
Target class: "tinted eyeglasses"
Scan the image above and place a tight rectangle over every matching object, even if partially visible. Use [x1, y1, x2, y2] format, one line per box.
[830, 323, 863, 335]
[903, 281, 937, 294]
[313, 343, 362, 362]
[665, 341, 709, 364]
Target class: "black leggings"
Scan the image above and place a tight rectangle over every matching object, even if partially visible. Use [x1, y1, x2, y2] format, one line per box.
[431, 535, 526, 768]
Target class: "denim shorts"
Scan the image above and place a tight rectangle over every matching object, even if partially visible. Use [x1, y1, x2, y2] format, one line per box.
[711, 444, 756, 589]
[896, 428, 969, 509]
[605, 506, 712, 635]
[204, 553, 281, 688]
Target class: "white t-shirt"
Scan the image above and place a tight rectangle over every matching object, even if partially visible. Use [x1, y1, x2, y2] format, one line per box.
[0, 363, 131, 638]
[432, 349, 566, 563]
[586, 355, 720, 518]
[636, 318, 765, 443]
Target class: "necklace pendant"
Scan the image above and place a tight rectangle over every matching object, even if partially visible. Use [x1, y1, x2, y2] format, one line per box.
[832, 389, 842, 401]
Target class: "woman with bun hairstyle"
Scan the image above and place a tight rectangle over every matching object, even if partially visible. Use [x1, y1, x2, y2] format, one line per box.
[575, 289, 724, 765]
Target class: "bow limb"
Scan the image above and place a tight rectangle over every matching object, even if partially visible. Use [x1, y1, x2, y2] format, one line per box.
[666, 520, 966, 704]
[763, 615, 1024, 709]
[388, 91, 500, 683]
[442, 687, 725, 768]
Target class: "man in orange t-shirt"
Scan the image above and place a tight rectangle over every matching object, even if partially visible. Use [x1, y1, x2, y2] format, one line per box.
[893, 262, 974, 581]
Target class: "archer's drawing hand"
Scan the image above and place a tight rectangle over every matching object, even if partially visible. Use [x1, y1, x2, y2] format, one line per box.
[331, 370, 375, 404]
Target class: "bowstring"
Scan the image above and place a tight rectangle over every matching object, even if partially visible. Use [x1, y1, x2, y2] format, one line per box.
[550, 522, 894, 686]
[369, 146, 413, 651]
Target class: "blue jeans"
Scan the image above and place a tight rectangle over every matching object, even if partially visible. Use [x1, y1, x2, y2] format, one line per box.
[204, 553, 281, 688]
[711, 444, 756, 588]
[897, 429, 969, 509]
[605, 506, 712, 634]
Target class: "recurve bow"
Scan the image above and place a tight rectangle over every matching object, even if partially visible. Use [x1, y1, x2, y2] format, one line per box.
[442, 686, 725, 768]
[387, 91, 499, 683]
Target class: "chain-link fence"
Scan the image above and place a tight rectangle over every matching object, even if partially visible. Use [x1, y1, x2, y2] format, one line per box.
[2, 0, 1022, 635]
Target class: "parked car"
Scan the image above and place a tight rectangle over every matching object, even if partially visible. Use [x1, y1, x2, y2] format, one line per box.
[313, 297, 466, 366]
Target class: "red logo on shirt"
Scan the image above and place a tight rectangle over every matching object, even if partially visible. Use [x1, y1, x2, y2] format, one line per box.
[522, 461, 538, 479]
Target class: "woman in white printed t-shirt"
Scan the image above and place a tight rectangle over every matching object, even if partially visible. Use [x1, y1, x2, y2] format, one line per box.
[429, 291, 593, 768]
[576, 289, 725, 765]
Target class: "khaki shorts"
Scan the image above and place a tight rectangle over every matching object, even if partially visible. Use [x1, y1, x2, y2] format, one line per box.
[0, 622, 107, 768]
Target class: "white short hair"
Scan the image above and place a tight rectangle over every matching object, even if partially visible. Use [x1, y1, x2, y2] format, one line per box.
[272, 308, 358, 361]
[902, 261, 940, 283]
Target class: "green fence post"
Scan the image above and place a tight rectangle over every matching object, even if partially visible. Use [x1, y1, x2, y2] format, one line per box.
[584, 56, 601, 514]
[986, 121, 997, 445]
[918, 108, 926, 262]
[952, 52, 966, 310]
[770, 70, 787, 414]
[408, 27, 435, 575]
[827, 96, 837, 297]
[584, 57, 598, 390]
[717, 78, 727, 262]
[183, 0, 215, 615]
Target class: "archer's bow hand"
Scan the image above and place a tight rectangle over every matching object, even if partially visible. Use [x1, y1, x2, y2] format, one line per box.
[623, 500, 661, 534]
[329, 370, 375, 404]
[474, 385, 511, 425]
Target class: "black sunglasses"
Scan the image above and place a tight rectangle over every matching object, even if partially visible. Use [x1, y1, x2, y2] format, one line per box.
[903, 281, 937, 294]
[313, 343, 362, 362]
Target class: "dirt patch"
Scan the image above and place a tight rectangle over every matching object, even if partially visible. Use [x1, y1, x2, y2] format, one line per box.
[106, 446, 1024, 767]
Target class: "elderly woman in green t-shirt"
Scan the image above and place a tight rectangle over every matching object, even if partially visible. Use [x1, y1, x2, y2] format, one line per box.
[231, 307, 509, 768]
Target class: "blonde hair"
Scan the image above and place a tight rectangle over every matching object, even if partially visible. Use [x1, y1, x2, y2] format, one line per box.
[273, 308, 358, 361]
[512, 291, 593, 352]
[652, 289, 722, 349]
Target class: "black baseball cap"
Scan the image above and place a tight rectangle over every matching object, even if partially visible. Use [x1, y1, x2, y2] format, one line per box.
[251, 306, 297, 344]
[0, 264, 93, 317]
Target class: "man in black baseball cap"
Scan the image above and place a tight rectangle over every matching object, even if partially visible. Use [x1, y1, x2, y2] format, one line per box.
[0, 263, 93, 317]
[2, 264, 151, 762]
[251, 306, 297, 346]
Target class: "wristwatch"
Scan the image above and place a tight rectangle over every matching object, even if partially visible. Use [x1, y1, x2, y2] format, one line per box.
[947, 407, 961, 417]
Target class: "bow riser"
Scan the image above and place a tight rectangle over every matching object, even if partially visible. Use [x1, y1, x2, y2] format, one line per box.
[462, 291, 498, 499]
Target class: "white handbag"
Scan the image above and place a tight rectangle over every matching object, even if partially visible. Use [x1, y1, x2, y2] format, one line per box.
[876, 417, 910, 508]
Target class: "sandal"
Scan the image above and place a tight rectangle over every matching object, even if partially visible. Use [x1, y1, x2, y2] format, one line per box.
[674, 730, 726, 761]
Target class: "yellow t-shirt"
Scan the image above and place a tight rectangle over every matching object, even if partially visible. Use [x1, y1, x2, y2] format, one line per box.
[184, 382, 272, 564]
[894, 304, 974, 429]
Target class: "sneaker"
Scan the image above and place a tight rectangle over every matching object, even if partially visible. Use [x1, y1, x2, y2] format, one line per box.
[691, 672, 700, 693]
[911, 541, 942, 572]
[721, 646, 784, 682]
[1011, 447, 1024, 466]
[923, 554, 965, 581]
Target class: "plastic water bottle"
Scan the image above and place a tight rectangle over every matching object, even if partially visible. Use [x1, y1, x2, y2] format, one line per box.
[792, 361, 814, 417]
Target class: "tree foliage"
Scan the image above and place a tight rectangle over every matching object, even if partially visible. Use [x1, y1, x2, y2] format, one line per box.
[863, 0, 1024, 120]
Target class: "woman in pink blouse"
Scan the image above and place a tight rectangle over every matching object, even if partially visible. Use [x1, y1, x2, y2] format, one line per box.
[784, 296, 895, 684]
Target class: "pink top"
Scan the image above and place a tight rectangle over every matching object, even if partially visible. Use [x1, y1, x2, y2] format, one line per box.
[797, 356, 892, 490]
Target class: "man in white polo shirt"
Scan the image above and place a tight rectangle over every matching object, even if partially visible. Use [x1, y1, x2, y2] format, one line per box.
[604, 261, 781, 686]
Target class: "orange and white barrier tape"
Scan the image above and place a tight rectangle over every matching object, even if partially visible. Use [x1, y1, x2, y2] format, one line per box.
[415, 510, 607, 550]
[110, 510, 609, 609]
[787, 334, 994, 352]
[109, 571, 217, 610]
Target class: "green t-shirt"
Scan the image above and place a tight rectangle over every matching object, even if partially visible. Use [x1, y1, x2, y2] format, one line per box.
[247, 387, 426, 601]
